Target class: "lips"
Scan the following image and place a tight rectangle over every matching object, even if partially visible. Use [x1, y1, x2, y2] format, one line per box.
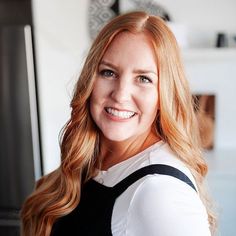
[105, 107, 136, 119]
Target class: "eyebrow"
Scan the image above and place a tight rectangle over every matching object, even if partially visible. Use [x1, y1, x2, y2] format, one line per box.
[99, 61, 157, 76]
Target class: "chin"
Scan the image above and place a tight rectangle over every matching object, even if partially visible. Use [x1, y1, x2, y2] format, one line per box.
[103, 132, 134, 142]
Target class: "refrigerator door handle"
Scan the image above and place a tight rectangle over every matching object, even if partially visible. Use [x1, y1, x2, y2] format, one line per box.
[24, 25, 42, 180]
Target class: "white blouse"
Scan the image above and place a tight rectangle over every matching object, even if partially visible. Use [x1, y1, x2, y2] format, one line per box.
[93, 141, 211, 236]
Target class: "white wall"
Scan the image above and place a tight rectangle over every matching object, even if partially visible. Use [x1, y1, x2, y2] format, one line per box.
[32, 0, 90, 173]
[32, 0, 236, 174]
[157, 0, 236, 33]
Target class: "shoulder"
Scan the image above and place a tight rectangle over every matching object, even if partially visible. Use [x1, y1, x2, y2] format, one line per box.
[126, 175, 211, 236]
[149, 142, 198, 189]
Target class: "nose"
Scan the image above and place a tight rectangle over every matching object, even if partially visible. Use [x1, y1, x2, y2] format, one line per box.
[110, 76, 132, 103]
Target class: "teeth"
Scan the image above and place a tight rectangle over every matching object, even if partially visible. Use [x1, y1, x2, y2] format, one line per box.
[106, 108, 135, 119]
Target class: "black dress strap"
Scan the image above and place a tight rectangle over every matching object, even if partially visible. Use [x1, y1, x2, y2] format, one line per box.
[112, 164, 197, 196]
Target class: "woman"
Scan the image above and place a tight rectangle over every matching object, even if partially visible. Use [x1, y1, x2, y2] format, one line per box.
[21, 11, 216, 236]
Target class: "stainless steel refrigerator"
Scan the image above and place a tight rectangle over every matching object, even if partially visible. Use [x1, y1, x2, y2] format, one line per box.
[0, 25, 42, 236]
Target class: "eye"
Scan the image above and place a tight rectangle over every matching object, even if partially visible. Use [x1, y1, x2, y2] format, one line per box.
[138, 75, 152, 84]
[99, 69, 116, 78]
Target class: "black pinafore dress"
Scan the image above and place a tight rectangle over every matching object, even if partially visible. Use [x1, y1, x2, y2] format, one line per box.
[51, 164, 196, 236]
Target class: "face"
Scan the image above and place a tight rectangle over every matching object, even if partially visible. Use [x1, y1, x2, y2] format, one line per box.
[90, 32, 159, 142]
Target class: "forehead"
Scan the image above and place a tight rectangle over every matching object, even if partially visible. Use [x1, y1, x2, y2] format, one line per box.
[101, 32, 157, 71]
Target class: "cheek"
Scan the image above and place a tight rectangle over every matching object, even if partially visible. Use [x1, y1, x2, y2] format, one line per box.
[90, 84, 102, 106]
[89, 84, 100, 118]
[90, 80, 109, 117]
[138, 89, 158, 115]
[91, 79, 110, 101]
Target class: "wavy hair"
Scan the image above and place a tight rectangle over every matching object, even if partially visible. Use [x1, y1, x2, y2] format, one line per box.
[21, 11, 216, 235]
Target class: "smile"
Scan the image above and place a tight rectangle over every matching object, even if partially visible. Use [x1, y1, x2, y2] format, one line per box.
[105, 107, 136, 119]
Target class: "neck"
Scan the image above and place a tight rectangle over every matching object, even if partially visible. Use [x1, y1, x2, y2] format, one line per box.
[99, 130, 161, 171]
